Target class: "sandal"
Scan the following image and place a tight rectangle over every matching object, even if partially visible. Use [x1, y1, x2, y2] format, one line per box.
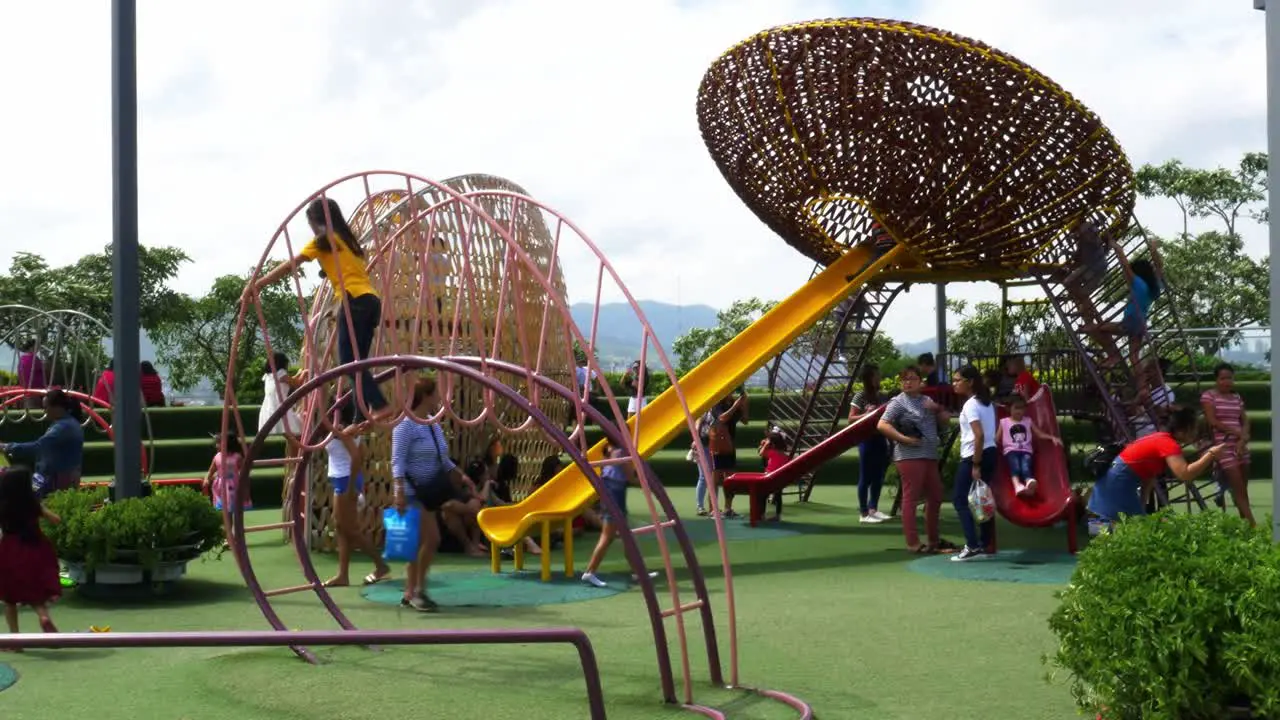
[362, 569, 391, 586]
[910, 544, 937, 555]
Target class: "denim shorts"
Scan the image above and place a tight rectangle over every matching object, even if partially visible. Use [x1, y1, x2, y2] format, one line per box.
[1087, 458, 1146, 522]
[331, 474, 364, 496]
[600, 481, 628, 524]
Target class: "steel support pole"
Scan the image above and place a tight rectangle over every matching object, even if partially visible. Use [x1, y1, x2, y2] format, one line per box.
[1261, 0, 1280, 541]
[111, 0, 142, 499]
[936, 283, 948, 360]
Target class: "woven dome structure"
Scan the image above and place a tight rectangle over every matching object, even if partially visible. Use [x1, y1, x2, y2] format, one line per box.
[696, 18, 1136, 276]
[303, 174, 574, 549]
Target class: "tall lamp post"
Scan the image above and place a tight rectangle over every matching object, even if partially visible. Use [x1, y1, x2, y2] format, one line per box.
[111, 0, 142, 500]
[1257, 0, 1280, 542]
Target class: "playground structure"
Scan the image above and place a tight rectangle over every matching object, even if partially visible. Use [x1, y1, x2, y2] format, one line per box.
[2, 16, 1231, 719]
[0, 305, 154, 480]
[295, 173, 576, 551]
[693, 18, 1204, 528]
[220, 170, 820, 717]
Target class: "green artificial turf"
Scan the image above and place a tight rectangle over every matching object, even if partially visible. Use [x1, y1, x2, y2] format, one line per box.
[3, 484, 1270, 720]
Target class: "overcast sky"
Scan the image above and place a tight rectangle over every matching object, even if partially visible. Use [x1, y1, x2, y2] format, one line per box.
[0, 1, 1267, 344]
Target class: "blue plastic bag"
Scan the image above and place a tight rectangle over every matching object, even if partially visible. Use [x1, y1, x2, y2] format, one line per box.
[382, 505, 420, 562]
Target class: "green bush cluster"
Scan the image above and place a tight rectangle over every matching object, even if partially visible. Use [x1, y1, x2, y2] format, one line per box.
[0, 369, 15, 386]
[41, 486, 225, 571]
[1047, 511, 1280, 719]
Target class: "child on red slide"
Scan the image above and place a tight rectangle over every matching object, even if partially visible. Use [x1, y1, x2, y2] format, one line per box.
[757, 431, 791, 522]
[998, 394, 1062, 497]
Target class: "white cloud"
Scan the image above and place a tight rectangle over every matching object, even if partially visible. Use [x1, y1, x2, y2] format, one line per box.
[0, 0, 1267, 348]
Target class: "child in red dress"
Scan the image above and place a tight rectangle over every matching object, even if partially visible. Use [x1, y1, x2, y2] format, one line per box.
[0, 465, 62, 640]
[758, 431, 791, 522]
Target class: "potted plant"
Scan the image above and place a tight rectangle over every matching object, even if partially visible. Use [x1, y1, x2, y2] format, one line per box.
[1045, 510, 1280, 719]
[42, 485, 225, 588]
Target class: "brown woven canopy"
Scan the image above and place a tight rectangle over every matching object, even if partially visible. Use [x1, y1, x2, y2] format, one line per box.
[696, 18, 1135, 276]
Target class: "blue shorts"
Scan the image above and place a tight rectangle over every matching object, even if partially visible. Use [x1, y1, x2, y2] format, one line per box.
[600, 481, 628, 525]
[1120, 306, 1147, 338]
[331, 474, 364, 496]
[1088, 458, 1146, 522]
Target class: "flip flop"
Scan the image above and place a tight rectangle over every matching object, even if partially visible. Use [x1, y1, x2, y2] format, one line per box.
[910, 544, 936, 555]
[363, 569, 391, 586]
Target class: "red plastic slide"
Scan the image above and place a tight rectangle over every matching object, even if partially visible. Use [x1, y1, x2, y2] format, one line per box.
[991, 385, 1079, 552]
[724, 406, 886, 526]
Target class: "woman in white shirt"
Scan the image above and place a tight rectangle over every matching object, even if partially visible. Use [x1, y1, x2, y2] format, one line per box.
[951, 364, 998, 562]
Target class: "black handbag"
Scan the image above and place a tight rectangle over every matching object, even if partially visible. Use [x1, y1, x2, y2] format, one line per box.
[411, 424, 454, 499]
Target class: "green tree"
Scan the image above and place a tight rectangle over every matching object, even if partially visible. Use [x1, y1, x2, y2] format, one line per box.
[1135, 153, 1270, 354]
[0, 246, 189, 336]
[0, 246, 190, 387]
[149, 267, 302, 400]
[671, 297, 776, 373]
[946, 298, 1065, 355]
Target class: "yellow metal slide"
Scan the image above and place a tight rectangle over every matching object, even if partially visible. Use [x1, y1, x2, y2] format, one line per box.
[477, 244, 904, 546]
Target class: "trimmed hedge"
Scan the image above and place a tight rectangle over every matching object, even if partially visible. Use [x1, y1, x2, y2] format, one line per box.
[5, 381, 1275, 492]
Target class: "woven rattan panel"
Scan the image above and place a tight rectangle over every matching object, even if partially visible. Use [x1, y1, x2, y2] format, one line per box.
[696, 18, 1136, 273]
[305, 175, 574, 550]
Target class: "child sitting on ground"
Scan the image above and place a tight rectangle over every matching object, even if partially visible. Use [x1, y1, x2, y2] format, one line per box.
[757, 431, 791, 522]
[470, 456, 542, 557]
[998, 394, 1063, 497]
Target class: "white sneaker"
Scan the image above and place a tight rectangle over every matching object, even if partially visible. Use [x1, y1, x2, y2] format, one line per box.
[1025, 478, 1038, 493]
[860, 514, 884, 524]
[581, 572, 607, 588]
[871, 510, 891, 521]
[631, 571, 659, 581]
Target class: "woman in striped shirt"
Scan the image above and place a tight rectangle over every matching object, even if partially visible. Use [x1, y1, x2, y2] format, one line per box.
[390, 377, 485, 612]
[1200, 363, 1255, 526]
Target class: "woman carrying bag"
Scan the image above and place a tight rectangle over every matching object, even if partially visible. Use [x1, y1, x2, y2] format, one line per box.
[950, 365, 998, 562]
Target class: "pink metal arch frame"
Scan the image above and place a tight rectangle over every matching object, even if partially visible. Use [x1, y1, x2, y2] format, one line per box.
[217, 171, 814, 718]
[0, 305, 155, 477]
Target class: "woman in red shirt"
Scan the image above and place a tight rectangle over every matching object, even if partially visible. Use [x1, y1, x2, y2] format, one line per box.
[92, 361, 115, 406]
[140, 362, 166, 407]
[1088, 407, 1224, 523]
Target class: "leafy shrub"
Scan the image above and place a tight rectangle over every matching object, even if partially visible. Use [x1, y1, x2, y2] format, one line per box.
[1223, 550, 1280, 717]
[42, 486, 225, 571]
[1047, 510, 1278, 719]
[0, 369, 15, 386]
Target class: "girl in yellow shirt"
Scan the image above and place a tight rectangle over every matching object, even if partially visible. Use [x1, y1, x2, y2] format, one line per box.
[249, 198, 389, 421]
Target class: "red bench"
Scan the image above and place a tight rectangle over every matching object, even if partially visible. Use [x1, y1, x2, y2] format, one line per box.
[724, 406, 886, 526]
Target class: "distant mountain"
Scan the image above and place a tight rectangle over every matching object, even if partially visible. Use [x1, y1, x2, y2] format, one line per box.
[569, 301, 719, 368]
[897, 337, 939, 360]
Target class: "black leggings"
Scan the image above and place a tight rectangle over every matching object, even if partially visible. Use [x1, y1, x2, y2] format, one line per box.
[337, 293, 387, 417]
